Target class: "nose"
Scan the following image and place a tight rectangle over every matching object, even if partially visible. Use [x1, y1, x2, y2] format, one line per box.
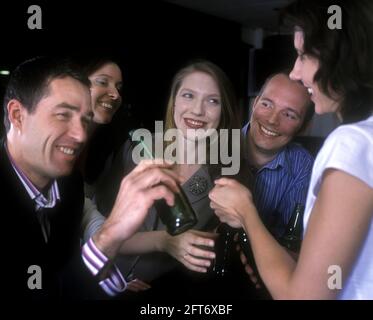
[108, 86, 120, 101]
[289, 57, 302, 81]
[191, 98, 204, 115]
[70, 119, 88, 144]
[268, 110, 279, 126]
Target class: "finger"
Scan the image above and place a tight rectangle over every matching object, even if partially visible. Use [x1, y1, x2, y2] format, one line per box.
[132, 159, 174, 174]
[126, 282, 141, 292]
[126, 279, 150, 292]
[143, 184, 176, 206]
[190, 234, 215, 248]
[251, 275, 259, 285]
[244, 263, 255, 276]
[129, 279, 151, 291]
[182, 254, 209, 272]
[190, 230, 218, 240]
[189, 245, 216, 260]
[131, 161, 185, 185]
[208, 188, 225, 203]
[133, 168, 181, 193]
[233, 233, 239, 242]
[209, 201, 226, 212]
[213, 177, 237, 186]
[239, 250, 248, 265]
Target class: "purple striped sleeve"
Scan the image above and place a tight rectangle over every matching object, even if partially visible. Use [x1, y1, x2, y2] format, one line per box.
[82, 238, 127, 296]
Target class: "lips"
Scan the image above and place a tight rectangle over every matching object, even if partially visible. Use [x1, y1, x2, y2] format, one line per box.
[184, 118, 206, 129]
[259, 124, 280, 137]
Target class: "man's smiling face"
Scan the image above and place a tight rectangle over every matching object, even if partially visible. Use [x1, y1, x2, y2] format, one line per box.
[249, 73, 310, 157]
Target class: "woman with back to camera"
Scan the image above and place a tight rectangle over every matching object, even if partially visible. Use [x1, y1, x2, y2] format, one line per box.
[93, 60, 247, 296]
[209, 0, 373, 299]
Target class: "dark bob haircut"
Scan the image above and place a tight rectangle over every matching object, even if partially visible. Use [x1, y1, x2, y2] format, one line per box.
[281, 0, 373, 123]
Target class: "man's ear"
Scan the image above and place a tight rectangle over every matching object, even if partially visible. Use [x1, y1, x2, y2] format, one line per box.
[7, 99, 26, 132]
[252, 96, 259, 109]
[249, 96, 259, 121]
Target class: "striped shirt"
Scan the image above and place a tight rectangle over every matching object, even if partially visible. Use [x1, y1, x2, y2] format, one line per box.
[5, 144, 60, 243]
[242, 123, 314, 238]
[5, 143, 126, 296]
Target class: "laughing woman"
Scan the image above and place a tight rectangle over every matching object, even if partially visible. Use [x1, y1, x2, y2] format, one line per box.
[209, 0, 373, 299]
[77, 57, 124, 188]
[92, 60, 245, 295]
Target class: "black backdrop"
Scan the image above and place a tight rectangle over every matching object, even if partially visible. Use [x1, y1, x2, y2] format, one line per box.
[0, 0, 250, 136]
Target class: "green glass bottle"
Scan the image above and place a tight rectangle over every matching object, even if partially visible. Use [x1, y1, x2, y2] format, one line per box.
[129, 130, 197, 236]
[279, 203, 305, 252]
[212, 223, 235, 277]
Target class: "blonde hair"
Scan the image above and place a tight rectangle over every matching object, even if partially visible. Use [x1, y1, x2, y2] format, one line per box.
[164, 60, 239, 132]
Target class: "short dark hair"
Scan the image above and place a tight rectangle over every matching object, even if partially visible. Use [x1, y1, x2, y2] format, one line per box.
[3, 56, 90, 132]
[257, 71, 315, 133]
[281, 0, 373, 123]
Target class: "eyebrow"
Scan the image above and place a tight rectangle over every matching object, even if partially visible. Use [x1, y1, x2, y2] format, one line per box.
[55, 103, 79, 111]
[95, 74, 123, 84]
[54, 103, 94, 119]
[180, 87, 220, 96]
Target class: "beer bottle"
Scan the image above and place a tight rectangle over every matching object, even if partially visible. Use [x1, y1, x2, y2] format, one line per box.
[238, 229, 273, 298]
[279, 203, 305, 253]
[129, 130, 197, 236]
[212, 223, 235, 277]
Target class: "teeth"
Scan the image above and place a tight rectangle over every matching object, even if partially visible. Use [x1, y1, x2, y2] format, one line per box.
[260, 125, 279, 137]
[58, 147, 75, 155]
[307, 87, 313, 96]
[186, 119, 204, 126]
[101, 102, 113, 109]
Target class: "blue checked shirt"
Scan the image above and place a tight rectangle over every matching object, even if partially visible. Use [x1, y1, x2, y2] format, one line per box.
[242, 123, 314, 239]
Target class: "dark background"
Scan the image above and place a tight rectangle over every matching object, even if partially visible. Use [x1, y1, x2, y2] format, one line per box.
[0, 0, 296, 138]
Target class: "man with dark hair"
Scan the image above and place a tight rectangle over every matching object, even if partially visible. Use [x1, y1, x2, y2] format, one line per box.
[1, 56, 181, 299]
[243, 72, 314, 239]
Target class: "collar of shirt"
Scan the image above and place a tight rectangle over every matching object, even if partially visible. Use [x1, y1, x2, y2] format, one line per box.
[4, 142, 60, 210]
[242, 122, 294, 178]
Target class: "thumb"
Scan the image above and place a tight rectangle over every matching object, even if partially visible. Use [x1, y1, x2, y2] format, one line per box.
[214, 177, 237, 187]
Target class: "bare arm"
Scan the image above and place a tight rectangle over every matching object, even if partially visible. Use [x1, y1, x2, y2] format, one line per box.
[118, 229, 216, 273]
[210, 170, 373, 299]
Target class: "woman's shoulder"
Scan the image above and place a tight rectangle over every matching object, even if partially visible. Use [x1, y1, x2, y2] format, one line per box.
[325, 115, 373, 148]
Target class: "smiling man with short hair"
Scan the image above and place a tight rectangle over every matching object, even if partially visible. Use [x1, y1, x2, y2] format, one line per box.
[243, 72, 314, 238]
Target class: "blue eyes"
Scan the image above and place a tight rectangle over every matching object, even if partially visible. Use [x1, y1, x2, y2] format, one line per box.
[181, 92, 220, 105]
[182, 92, 193, 99]
[259, 101, 299, 121]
